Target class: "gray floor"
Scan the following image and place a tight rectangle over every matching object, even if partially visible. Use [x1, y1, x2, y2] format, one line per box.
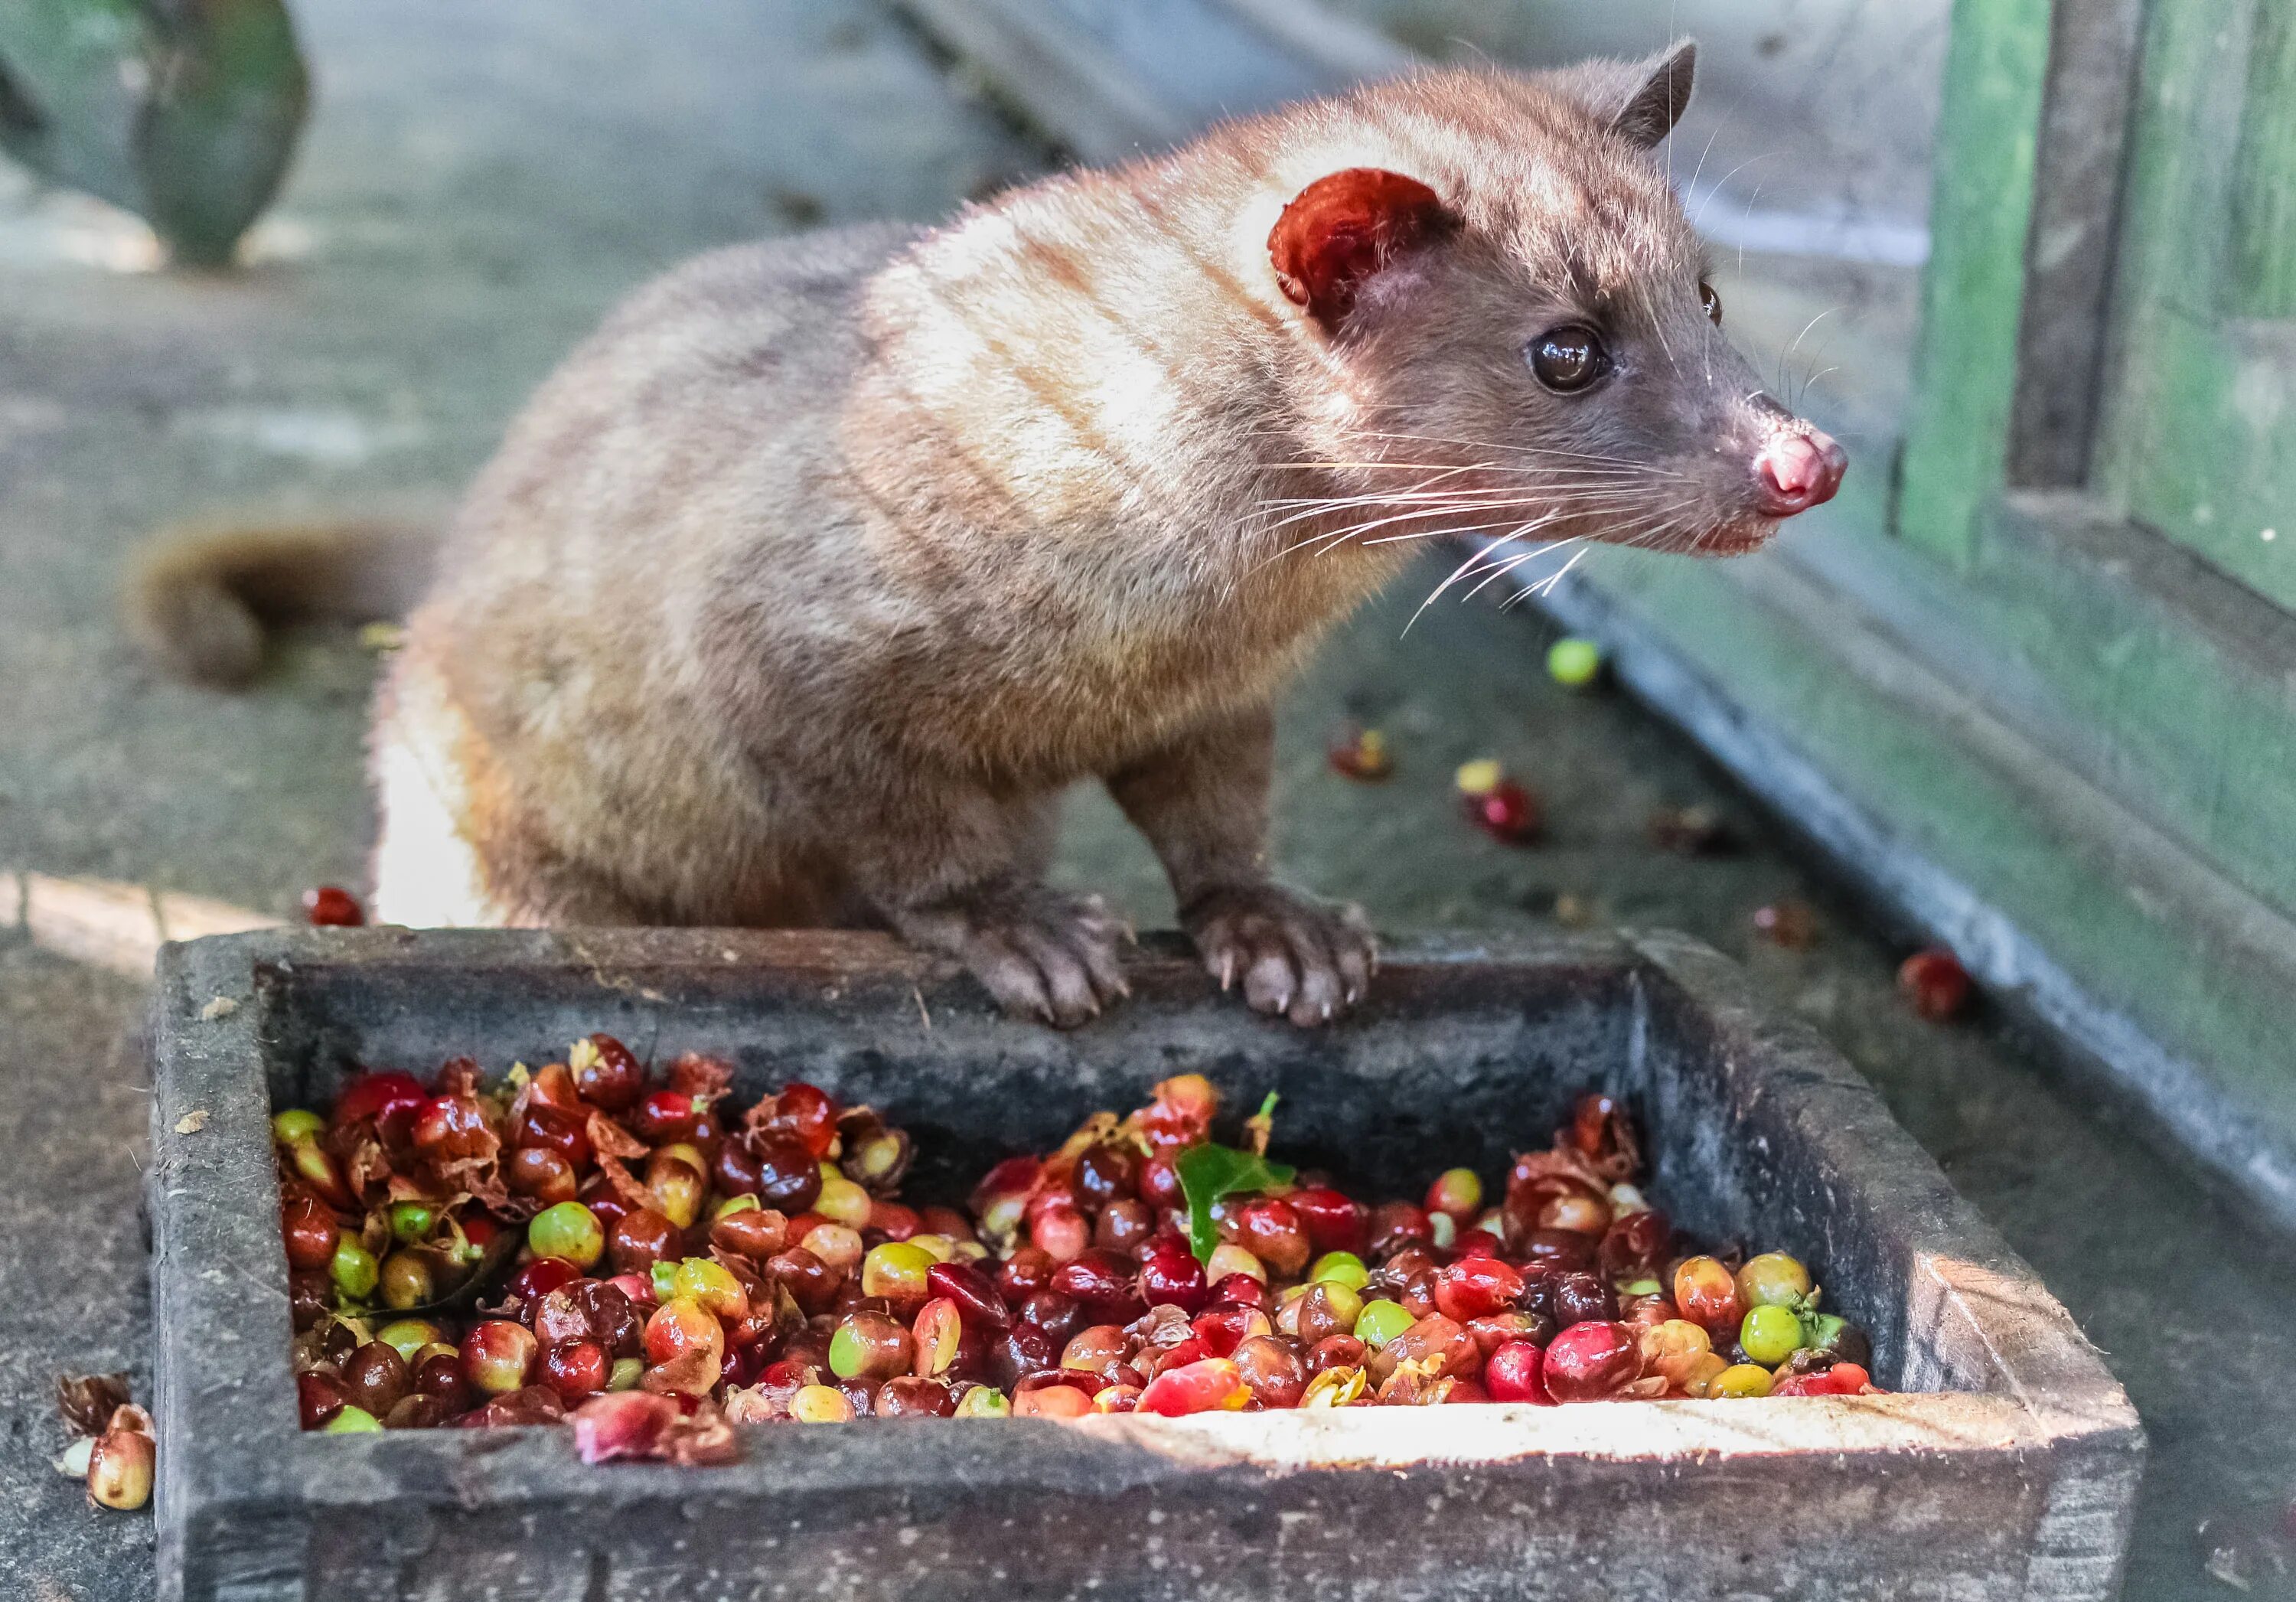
[1, 3, 2288, 1597]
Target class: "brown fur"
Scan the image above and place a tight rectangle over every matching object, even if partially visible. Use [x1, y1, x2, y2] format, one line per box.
[137, 47, 1846, 1027]
[125, 517, 436, 685]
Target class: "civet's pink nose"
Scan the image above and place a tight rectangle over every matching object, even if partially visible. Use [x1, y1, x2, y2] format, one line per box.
[1753, 429, 1848, 517]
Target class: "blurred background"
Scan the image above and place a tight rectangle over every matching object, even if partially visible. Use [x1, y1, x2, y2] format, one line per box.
[2, 1, 2291, 1597]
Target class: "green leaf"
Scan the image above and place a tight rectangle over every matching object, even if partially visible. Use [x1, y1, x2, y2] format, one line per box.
[1176, 1140, 1295, 1265]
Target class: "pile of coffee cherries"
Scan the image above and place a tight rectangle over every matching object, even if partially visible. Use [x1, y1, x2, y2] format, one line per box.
[278, 1042, 1880, 1456]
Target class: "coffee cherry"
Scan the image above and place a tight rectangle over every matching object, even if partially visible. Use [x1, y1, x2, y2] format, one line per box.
[1899, 948, 1971, 1020]
[1456, 761, 1541, 843]
[569, 1034, 645, 1111]
[279, 1193, 338, 1271]
[543, 1339, 612, 1403]
[1638, 1319, 1714, 1391]
[1029, 1200, 1090, 1263]
[789, 1383, 855, 1422]
[1541, 1321, 1641, 1401]
[302, 886, 364, 927]
[1740, 1304, 1805, 1367]
[461, 1320, 540, 1395]
[644, 1297, 725, 1368]
[926, 1261, 1013, 1330]
[1226, 1198, 1309, 1279]
[508, 1256, 582, 1307]
[801, 1222, 863, 1277]
[1737, 1252, 1812, 1310]
[328, 1238, 379, 1303]
[297, 1370, 348, 1429]
[1094, 1198, 1156, 1252]
[1551, 1271, 1616, 1329]
[87, 1424, 156, 1508]
[1053, 1248, 1146, 1321]
[1424, 1167, 1482, 1222]
[342, 1340, 411, 1417]
[1353, 1299, 1414, 1349]
[1136, 1358, 1251, 1417]
[1547, 636, 1602, 687]
[527, 1202, 605, 1268]
[1482, 1339, 1551, 1403]
[1203, 1244, 1264, 1285]
[1295, 1281, 1364, 1347]
[877, 1375, 957, 1418]
[1136, 1241, 1209, 1314]
[1710, 1362, 1773, 1398]
[828, 1311, 911, 1382]
[861, 1241, 935, 1313]
[1233, 1336, 1307, 1408]
[709, 1200, 788, 1261]
[644, 1150, 706, 1230]
[1432, 1256, 1523, 1322]
[374, 1318, 445, 1364]
[671, 1258, 750, 1323]
[1327, 724, 1392, 781]
[1671, 1255, 1743, 1333]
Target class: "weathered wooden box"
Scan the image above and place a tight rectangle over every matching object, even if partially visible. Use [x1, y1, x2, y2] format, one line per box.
[148, 927, 2141, 1600]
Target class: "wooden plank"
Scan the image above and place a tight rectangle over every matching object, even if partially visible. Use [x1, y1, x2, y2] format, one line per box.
[1893, 0, 2055, 566]
[2228, 0, 2296, 316]
[2005, 0, 2148, 487]
[1212, 0, 1414, 80]
[893, 0, 1343, 160]
[893, 0, 1192, 162]
[2094, 0, 2296, 611]
[1537, 544, 2296, 1232]
[1773, 479, 2296, 920]
[149, 925, 2139, 1600]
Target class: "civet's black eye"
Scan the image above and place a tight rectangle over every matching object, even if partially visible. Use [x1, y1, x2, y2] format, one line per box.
[1700, 282, 1723, 325]
[1526, 325, 1609, 393]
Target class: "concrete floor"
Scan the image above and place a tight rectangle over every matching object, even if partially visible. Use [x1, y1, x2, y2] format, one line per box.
[2, 3, 2290, 1597]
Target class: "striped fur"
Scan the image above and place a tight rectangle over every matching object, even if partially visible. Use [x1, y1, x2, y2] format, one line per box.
[372, 48, 1839, 1025]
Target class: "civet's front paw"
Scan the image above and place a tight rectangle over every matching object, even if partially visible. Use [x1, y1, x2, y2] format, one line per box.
[904, 883, 1132, 1029]
[1182, 883, 1376, 1026]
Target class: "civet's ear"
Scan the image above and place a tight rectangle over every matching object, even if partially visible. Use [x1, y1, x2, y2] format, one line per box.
[1267, 168, 1455, 328]
[1563, 40, 1697, 149]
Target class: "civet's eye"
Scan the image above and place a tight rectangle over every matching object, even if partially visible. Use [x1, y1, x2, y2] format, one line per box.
[1700, 282, 1723, 325]
[1526, 326, 1609, 393]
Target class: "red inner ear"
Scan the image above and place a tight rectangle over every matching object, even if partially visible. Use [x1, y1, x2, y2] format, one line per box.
[1268, 168, 1452, 328]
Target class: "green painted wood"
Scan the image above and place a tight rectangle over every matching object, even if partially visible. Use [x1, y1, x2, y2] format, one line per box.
[1569, 543, 2296, 1168]
[1893, 0, 2054, 567]
[1760, 490, 2296, 926]
[2230, 0, 2296, 316]
[1965, 501, 2296, 920]
[2097, 0, 2296, 608]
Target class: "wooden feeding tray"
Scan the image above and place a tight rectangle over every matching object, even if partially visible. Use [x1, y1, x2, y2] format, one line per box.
[146, 927, 2141, 1600]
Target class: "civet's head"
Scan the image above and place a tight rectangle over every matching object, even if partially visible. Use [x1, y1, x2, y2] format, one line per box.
[1261, 44, 1844, 559]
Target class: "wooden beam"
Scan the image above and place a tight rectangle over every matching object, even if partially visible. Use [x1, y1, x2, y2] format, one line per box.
[894, 0, 1192, 162]
[2006, 0, 2148, 487]
[2228, 0, 2296, 316]
[1531, 549, 2296, 1232]
[1894, 0, 2055, 564]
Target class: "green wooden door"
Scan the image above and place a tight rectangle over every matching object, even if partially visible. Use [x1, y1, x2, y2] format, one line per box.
[2099, 0, 2296, 607]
